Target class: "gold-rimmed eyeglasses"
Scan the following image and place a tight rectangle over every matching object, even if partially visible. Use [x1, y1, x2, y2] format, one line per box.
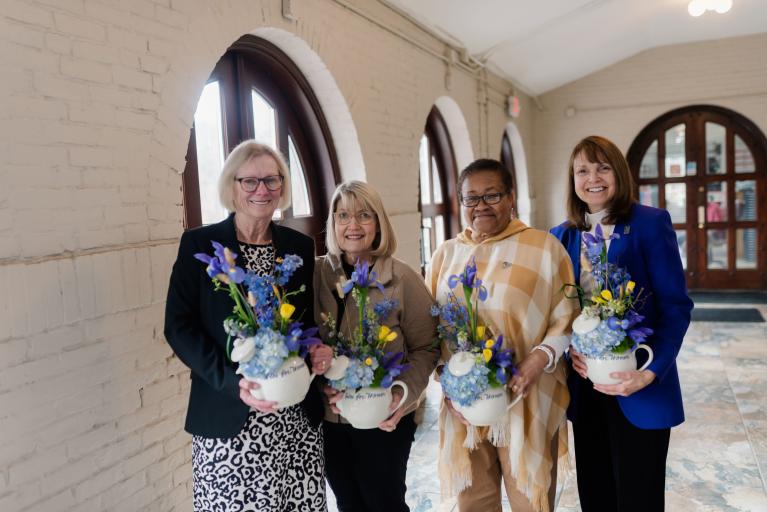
[333, 211, 376, 225]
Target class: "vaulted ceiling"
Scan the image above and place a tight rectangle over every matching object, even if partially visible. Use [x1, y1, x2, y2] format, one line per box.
[383, 0, 767, 95]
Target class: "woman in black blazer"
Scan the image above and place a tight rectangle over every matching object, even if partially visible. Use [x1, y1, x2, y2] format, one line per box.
[164, 140, 332, 511]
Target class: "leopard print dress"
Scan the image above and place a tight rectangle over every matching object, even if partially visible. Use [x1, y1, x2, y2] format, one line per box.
[191, 242, 326, 512]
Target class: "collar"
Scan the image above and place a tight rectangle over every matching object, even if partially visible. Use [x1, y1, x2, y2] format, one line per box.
[457, 218, 529, 245]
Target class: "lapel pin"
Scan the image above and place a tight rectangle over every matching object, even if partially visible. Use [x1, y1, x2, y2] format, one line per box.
[624, 226, 631, 235]
[502, 261, 512, 268]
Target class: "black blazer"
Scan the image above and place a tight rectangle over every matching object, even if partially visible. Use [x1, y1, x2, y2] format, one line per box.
[164, 214, 322, 437]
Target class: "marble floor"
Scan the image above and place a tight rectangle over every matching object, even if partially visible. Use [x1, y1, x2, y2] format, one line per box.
[329, 301, 767, 511]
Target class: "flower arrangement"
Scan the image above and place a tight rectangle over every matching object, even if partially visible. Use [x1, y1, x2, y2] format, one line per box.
[194, 241, 320, 378]
[569, 225, 653, 357]
[320, 259, 408, 391]
[431, 258, 517, 407]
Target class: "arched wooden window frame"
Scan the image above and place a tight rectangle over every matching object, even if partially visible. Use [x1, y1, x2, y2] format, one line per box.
[182, 35, 340, 251]
[419, 107, 460, 269]
[627, 104, 767, 290]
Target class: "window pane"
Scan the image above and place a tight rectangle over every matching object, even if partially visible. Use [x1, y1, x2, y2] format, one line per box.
[675, 229, 687, 270]
[736, 228, 757, 269]
[707, 229, 728, 269]
[194, 81, 228, 225]
[639, 184, 658, 208]
[705, 122, 727, 175]
[735, 135, 755, 174]
[432, 160, 443, 204]
[288, 136, 311, 217]
[665, 183, 686, 223]
[735, 180, 756, 221]
[706, 182, 728, 222]
[664, 124, 685, 178]
[421, 217, 433, 266]
[419, 135, 431, 205]
[251, 89, 277, 149]
[435, 214, 445, 247]
[639, 140, 658, 178]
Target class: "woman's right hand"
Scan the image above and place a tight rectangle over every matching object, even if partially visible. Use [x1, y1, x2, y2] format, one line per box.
[323, 384, 344, 414]
[569, 348, 588, 379]
[444, 397, 470, 426]
[238, 378, 279, 413]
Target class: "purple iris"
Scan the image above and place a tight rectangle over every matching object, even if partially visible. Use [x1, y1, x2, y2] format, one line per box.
[342, 259, 385, 295]
[285, 323, 321, 357]
[447, 257, 488, 301]
[194, 241, 246, 284]
[628, 327, 653, 345]
[380, 351, 408, 388]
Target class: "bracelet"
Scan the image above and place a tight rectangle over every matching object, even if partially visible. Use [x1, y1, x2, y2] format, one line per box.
[532, 344, 556, 373]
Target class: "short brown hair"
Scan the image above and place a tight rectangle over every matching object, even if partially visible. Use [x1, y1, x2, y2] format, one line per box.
[566, 136, 636, 230]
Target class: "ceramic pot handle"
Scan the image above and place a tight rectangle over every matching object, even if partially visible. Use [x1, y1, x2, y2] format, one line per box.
[389, 380, 409, 414]
[635, 343, 654, 371]
[507, 391, 523, 410]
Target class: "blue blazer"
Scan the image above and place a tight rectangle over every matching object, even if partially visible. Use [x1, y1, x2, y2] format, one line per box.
[551, 203, 693, 429]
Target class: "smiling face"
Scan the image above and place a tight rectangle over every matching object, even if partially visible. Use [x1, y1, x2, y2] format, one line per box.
[333, 197, 378, 264]
[232, 154, 283, 222]
[461, 170, 514, 237]
[572, 151, 617, 213]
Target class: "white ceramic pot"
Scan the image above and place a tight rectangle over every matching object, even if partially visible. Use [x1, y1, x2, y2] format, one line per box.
[245, 356, 315, 409]
[453, 387, 522, 427]
[585, 343, 654, 385]
[336, 380, 409, 429]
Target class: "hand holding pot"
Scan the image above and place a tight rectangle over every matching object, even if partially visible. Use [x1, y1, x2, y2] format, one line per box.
[593, 369, 656, 397]
[378, 386, 406, 432]
[239, 378, 278, 413]
[569, 348, 588, 379]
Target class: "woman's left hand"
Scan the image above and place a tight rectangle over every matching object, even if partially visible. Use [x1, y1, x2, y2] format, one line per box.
[309, 343, 334, 375]
[593, 370, 656, 397]
[508, 349, 548, 398]
[378, 386, 405, 432]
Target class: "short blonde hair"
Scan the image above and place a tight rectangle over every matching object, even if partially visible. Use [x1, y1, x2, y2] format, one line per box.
[218, 140, 292, 212]
[325, 181, 397, 258]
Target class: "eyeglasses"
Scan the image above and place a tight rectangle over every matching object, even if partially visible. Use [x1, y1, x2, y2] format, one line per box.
[236, 175, 284, 192]
[460, 192, 506, 207]
[333, 210, 376, 225]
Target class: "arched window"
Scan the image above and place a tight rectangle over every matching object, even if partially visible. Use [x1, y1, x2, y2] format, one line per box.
[419, 107, 459, 270]
[182, 35, 339, 250]
[627, 105, 767, 290]
[500, 132, 519, 207]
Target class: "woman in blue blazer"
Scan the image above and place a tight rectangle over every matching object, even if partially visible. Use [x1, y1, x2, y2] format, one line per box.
[550, 136, 693, 512]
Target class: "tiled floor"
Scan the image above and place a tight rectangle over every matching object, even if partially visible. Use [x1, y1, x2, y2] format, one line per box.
[329, 302, 767, 511]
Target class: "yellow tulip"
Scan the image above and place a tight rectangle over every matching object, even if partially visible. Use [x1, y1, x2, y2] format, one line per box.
[378, 325, 398, 343]
[627, 281, 636, 293]
[475, 325, 486, 339]
[592, 295, 606, 305]
[280, 303, 296, 320]
[482, 348, 493, 363]
[364, 357, 374, 366]
[485, 339, 495, 349]
[600, 290, 613, 301]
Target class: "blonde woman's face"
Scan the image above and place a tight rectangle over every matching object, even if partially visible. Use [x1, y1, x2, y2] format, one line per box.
[232, 155, 283, 221]
[333, 199, 378, 263]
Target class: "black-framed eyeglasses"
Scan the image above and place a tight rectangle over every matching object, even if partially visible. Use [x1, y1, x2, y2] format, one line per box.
[460, 192, 506, 207]
[333, 210, 376, 225]
[236, 175, 284, 192]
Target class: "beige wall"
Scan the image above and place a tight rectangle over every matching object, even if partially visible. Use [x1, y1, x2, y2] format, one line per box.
[0, 1, 522, 510]
[531, 33, 767, 230]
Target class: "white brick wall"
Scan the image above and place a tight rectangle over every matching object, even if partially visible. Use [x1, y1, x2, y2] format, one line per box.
[531, 33, 767, 230]
[0, 0, 519, 510]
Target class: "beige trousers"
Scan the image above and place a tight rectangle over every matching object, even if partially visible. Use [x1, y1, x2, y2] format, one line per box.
[456, 435, 558, 512]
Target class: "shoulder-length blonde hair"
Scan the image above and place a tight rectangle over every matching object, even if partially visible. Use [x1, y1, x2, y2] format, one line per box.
[566, 135, 636, 230]
[325, 181, 397, 258]
[218, 140, 292, 212]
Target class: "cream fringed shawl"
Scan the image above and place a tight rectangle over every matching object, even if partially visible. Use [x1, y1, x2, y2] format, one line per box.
[426, 220, 577, 512]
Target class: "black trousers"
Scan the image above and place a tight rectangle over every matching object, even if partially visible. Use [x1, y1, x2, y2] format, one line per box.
[573, 380, 671, 512]
[323, 412, 417, 512]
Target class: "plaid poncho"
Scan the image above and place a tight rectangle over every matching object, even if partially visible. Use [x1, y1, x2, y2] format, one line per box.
[425, 219, 577, 512]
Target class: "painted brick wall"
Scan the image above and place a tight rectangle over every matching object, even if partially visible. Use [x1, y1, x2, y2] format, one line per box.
[531, 33, 767, 230]
[0, 0, 520, 510]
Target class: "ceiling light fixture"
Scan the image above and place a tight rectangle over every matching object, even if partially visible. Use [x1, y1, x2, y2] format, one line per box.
[688, 0, 733, 17]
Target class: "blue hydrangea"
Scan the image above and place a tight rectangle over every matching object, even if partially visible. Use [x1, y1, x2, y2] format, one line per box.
[441, 361, 490, 407]
[329, 357, 376, 391]
[238, 328, 289, 378]
[571, 321, 627, 357]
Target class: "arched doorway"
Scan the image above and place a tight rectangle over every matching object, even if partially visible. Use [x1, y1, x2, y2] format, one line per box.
[627, 105, 767, 289]
[182, 35, 340, 252]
